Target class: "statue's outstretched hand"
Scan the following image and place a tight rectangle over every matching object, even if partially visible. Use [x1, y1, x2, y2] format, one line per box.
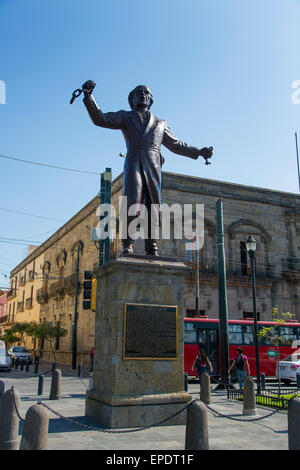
[199, 146, 213, 164]
[82, 80, 96, 97]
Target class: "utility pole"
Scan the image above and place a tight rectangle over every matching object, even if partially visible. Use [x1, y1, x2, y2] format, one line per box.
[295, 132, 300, 193]
[216, 199, 230, 388]
[195, 234, 200, 317]
[99, 168, 112, 266]
[72, 242, 80, 369]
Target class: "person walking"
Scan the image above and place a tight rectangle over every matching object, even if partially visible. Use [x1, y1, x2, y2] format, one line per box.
[192, 346, 213, 390]
[228, 347, 251, 390]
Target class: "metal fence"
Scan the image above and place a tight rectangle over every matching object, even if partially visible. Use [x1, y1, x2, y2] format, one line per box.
[227, 387, 300, 409]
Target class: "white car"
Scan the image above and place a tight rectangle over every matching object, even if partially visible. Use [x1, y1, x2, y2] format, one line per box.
[0, 349, 11, 371]
[8, 346, 32, 364]
[276, 350, 300, 385]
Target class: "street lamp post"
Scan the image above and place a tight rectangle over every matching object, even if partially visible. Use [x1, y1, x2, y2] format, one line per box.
[245, 234, 261, 393]
[195, 234, 200, 317]
[72, 241, 80, 370]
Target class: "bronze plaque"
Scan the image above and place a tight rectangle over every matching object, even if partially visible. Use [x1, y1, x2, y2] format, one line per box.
[123, 303, 178, 360]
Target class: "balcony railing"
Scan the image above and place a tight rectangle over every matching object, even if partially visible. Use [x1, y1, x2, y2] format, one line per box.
[7, 288, 16, 300]
[36, 287, 49, 305]
[63, 273, 80, 295]
[49, 280, 64, 299]
[0, 315, 8, 324]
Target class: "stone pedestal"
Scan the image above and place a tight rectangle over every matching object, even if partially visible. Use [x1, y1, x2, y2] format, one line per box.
[85, 255, 192, 428]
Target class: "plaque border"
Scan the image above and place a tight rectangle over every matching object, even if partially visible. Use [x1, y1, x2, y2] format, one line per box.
[123, 303, 178, 361]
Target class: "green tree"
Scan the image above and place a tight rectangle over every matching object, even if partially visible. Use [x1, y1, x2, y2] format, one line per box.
[35, 322, 67, 361]
[10, 322, 31, 345]
[258, 308, 295, 396]
[0, 329, 20, 347]
[0, 322, 30, 347]
[24, 321, 40, 351]
[0, 321, 67, 361]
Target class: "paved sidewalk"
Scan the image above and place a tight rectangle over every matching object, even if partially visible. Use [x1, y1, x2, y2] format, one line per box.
[0, 362, 289, 451]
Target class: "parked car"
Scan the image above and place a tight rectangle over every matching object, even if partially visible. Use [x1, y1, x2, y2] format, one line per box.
[8, 346, 32, 364]
[276, 350, 300, 385]
[0, 349, 11, 371]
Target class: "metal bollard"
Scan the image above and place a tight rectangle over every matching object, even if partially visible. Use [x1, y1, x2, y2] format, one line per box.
[260, 372, 266, 390]
[49, 369, 61, 400]
[20, 359, 24, 371]
[0, 380, 5, 413]
[11, 357, 15, 368]
[0, 388, 20, 450]
[297, 373, 300, 391]
[184, 372, 188, 392]
[0, 380, 4, 396]
[38, 375, 44, 396]
[89, 372, 93, 390]
[34, 360, 39, 375]
[243, 376, 256, 415]
[185, 401, 209, 450]
[288, 397, 300, 449]
[20, 404, 49, 450]
[200, 372, 211, 404]
[15, 358, 19, 369]
[25, 360, 30, 372]
[78, 363, 83, 378]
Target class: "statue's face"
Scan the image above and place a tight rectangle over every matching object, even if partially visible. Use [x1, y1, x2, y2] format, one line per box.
[132, 86, 152, 109]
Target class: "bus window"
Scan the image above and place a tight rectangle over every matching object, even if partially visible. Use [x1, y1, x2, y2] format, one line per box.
[228, 324, 243, 344]
[184, 322, 197, 344]
[280, 326, 298, 346]
[242, 325, 254, 345]
[198, 329, 206, 345]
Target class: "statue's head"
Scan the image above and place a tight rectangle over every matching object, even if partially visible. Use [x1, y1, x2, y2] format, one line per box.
[128, 85, 153, 110]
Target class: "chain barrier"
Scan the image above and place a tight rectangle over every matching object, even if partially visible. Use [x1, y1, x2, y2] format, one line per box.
[58, 367, 89, 392]
[40, 369, 54, 376]
[11, 386, 25, 422]
[203, 398, 292, 422]
[36, 366, 89, 392]
[36, 398, 198, 434]
[8, 371, 296, 433]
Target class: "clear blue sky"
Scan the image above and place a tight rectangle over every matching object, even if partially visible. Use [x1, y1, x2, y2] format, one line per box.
[1, 0, 300, 287]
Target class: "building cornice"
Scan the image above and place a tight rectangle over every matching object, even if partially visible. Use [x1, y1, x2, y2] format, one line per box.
[162, 172, 300, 209]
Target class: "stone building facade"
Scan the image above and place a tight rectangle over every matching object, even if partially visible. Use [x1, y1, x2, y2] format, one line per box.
[159, 172, 300, 321]
[0, 291, 8, 336]
[6, 249, 45, 348]
[5, 171, 300, 365]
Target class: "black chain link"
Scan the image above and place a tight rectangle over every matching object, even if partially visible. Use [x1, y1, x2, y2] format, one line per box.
[11, 386, 25, 422]
[203, 399, 290, 422]
[37, 398, 198, 434]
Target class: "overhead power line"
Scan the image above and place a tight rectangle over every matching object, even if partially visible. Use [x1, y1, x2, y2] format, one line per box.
[0, 153, 100, 176]
[0, 207, 65, 223]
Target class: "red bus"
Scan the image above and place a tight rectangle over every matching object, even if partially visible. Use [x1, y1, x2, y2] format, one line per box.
[184, 317, 300, 383]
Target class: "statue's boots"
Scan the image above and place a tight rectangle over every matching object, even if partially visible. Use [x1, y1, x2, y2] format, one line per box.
[145, 239, 158, 256]
[122, 239, 134, 255]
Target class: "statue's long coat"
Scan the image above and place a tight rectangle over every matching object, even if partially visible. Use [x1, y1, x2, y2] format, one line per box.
[83, 95, 201, 212]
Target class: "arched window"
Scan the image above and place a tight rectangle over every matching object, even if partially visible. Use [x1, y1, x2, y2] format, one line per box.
[228, 219, 271, 277]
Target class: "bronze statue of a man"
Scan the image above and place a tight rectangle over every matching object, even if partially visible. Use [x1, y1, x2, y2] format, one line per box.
[82, 81, 213, 256]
